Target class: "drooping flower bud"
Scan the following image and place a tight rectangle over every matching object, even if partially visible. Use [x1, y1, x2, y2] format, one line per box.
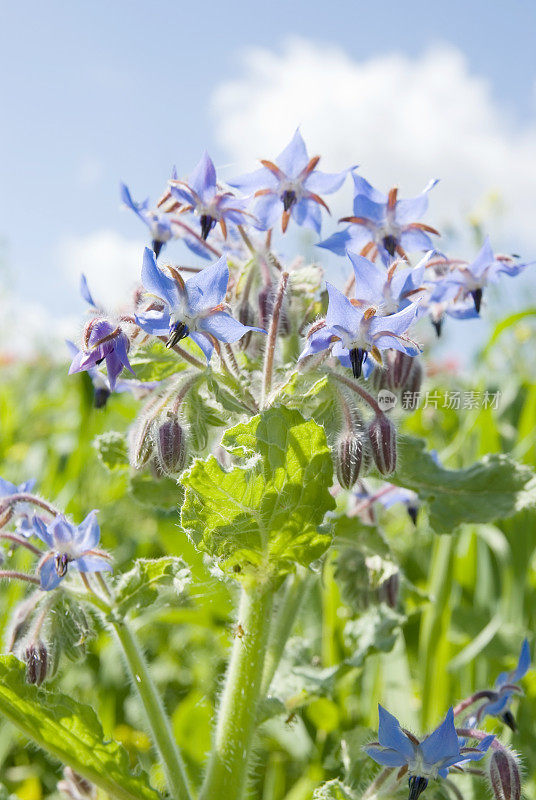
[368, 414, 397, 475]
[24, 641, 48, 686]
[58, 767, 97, 800]
[153, 412, 188, 477]
[128, 413, 155, 470]
[489, 748, 521, 800]
[387, 351, 414, 391]
[403, 359, 423, 397]
[335, 433, 368, 488]
[378, 570, 400, 609]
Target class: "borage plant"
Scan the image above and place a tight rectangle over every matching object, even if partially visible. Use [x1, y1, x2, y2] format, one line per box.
[0, 128, 535, 800]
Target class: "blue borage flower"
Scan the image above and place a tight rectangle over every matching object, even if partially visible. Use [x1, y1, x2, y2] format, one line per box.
[135, 248, 266, 362]
[121, 182, 174, 258]
[365, 705, 494, 800]
[0, 476, 38, 537]
[348, 250, 434, 315]
[299, 275, 421, 379]
[319, 175, 439, 266]
[443, 237, 533, 313]
[169, 152, 253, 243]
[229, 129, 348, 234]
[32, 512, 111, 591]
[472, 639, 531, 731]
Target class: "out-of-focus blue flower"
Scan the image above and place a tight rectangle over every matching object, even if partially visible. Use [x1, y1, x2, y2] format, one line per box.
[170, 152, 252, 242]
[69, 319, 134, 392]
[319, 176, 439, 265]
[300, 281, 420, 379]
[0, 477, 39, 538]
[32, 512, 111, 591]
[349, 250, 432, 315]
[229, 129, 348, 234]
[135, 248, 265, 362]
[66, 341, 155, 407]
[474, 639, 531, 731]
[444, 237, 533, 313]
[121, 183, 174, 257]
[366, 705, 494, 800]
[0, 477, 35, 500]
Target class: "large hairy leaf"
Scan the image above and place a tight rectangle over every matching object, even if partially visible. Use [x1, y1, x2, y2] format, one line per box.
[395, 436, 536, 532]
[180, 407, 335, 578]
[0, 656, 158, 800]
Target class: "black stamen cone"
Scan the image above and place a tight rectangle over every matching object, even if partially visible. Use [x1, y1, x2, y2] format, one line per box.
[501, 710, 517, 733]
[200, 214, 216, 241]
[432, 318, 443, 338]
[408, 776, 428, 800]
[407, 505, 419, 525]
[94, 387, 111, 409]
[349, 348, 367, 379]
[383, 234, 398, 257]
[471, 288, 483, 313]
[152, 239, 164, 258]
[166, 321, 190, 348]
[281, 190, 297, 212]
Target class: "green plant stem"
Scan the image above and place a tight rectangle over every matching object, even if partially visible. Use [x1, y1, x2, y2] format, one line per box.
[110, 617, 194, 800]
[261, 570, 310, 694]
[200, 583, 273, 800]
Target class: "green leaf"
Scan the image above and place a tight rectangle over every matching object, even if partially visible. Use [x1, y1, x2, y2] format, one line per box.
[129, 472, 183, 511]
[344, 604, 406, 667]
[394, 435, 536, 533]
[313, 779, 358, 800]
[180, 407, 335, 578]
[0, 655, 159, 800]
[114, 557, 191, 615]
[94, 431, 129, 471]
[129, 340, 189, 381]
[47, 595, 94, 665]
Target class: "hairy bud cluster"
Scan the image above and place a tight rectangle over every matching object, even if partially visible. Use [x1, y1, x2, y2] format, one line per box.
[128, 394, 189, 477]
[489, 748, 522, 800]
[368, 413, 397, 475]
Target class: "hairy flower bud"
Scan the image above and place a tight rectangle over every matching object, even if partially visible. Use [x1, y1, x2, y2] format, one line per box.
[153, 413, 188, 476]
[336, 433, 367, 488]
[378, 570, 400, 608]
[489, 748, 521, 800]
[368, 414, 397, 475]
[24, 641, 48, 686]
[404, 358, 423, 396]
[388, 351, 414, 391]
[128, 396, 162, 470]
[58, 768, 96, 800]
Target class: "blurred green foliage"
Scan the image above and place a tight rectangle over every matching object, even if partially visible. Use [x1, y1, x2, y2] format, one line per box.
[0, 308, 535, 800]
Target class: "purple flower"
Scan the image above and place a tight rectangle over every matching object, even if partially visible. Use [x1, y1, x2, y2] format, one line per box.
[473, 639, 531, 731]
[69, 319, 134, 392]
[169, 152, 253, 243]
[121, 183, 174, 258]
[366, 705, 494, 800]
[444, 237, 533, 313]
[319, 175, 439, 265]
[229, 129, 348, 234]
[300, 281, 420, 379]
[32, 512, 111, 591]
[135, 248, 265, 362]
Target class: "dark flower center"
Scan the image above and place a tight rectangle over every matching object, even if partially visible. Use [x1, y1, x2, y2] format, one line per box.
[382, 234, 398, 257]
[54, 553, 71, 578]
[431, 318, 443, 338]
[349, 347, 368, 379]
[408, 776, 428, 800]
[200, 214, 217, 241]
[152, 239, 164, 258]
[281, 190, 297, 212]
[94, 387, 111, 409]
[166, 321, 190, 349]
[470, 288, 483, 313]
[501, 709, 517, 732]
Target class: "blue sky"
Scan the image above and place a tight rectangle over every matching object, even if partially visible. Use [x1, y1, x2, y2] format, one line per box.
[1, 0, 535, 350]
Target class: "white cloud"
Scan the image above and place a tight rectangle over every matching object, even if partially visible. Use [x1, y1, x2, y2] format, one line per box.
[212, 38, 536, 252]
[0, 292, 77, 360]
[58, 229, 145, 312]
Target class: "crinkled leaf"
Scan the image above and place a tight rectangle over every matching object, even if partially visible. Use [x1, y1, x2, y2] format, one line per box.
[314, 780, 358, 800]
[0, 656, 158, 800]
[344, 604, 406, 667]
[129, 472, 183, 511]
[93, 431, 129, 471]
[114, 557, 191, 615]
[206, 373, 251, 416]
[395, 436, 536, 532]
[180, 407, 335, 578]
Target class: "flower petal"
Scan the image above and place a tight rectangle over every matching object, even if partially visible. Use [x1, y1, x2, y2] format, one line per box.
[364, 744, 408, 767]
[200, 311, 265, 343]
[419, 708, 460, 768]
[75, 555, 112, 574]
[304, 169, 347, 194]
[51, 516, 76, 546]
[141, 247, 180, 307]
[347, 252, 385, 303]
[39, 557, 63, 591]
[186, 256, 229, 312]
[189, 331, 214, 363]
[76, 511, 100, 552]
[276, 128, 309, 177]
[377, 705, 416, 761]
[325, 282, 363, 334]
[188, 151, 217, 199]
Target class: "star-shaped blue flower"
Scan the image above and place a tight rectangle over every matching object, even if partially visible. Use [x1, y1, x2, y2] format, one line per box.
[32, 512, 111, 591]
[299, 280, 420, 379]
[366, 705, 494, 800]
[229, 129, 348, 234]
[135, 248, 265, 362]
[169, 151, 252, 243]
[319, 175, 439, 265]
[348, 250, 432, 315]
[473, 639, 531, 731]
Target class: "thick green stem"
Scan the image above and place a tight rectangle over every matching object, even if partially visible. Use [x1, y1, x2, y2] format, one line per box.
[111, 617, 194, 800]
[200, 583, 273, 800]
[261, 570, 309, 694]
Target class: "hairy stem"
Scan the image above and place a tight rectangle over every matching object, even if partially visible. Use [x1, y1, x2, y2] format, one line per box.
[200, 583, 273, 800]
[110, 617, 194, 800]
[261, 272, 289, 408]
[325, 369, 383, 415]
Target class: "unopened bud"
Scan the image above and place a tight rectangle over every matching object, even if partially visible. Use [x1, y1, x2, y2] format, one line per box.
[368, 414, 397, 475]
[378, 570, 400, 608]
[489, 748, 521, 800]
[387, 352, 414, 391]
[128, 405, 157, 470]
[58, 767, 96, 800]
[336, 433, 367, 488]
[24, 641, 48, 685]
[154, 413, 188, 476]
[371, 366, 389, 393]
[237, 301, 255, 349]
[258, 284, 290, 335]
[403, 359, 423, 396]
